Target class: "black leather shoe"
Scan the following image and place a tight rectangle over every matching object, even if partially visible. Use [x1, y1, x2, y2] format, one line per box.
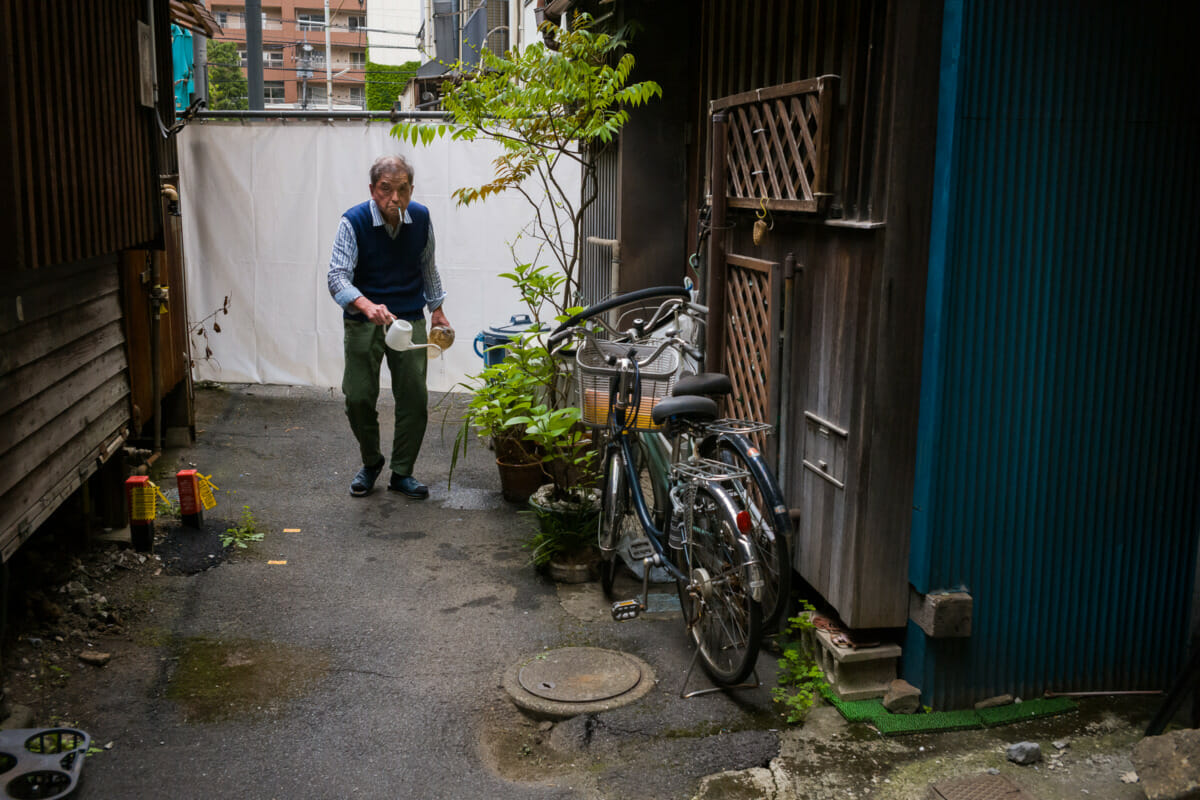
[350, 460, 386, 497]
[388, 474, 429, 499]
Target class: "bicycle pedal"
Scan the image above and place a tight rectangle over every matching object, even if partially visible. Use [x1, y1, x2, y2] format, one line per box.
[628, 539, 654, 560]
[611, 600, 643, 621]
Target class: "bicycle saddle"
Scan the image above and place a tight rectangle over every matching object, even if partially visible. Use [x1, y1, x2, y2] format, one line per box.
[672, 372, 733, 397]
[651, 394, 720, 426]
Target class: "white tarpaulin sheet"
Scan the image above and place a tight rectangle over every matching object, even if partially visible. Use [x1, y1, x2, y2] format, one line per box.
[178, 120, 576, 392]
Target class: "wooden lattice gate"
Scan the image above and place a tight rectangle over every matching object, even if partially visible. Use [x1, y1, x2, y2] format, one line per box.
[722, 253, 782, 456]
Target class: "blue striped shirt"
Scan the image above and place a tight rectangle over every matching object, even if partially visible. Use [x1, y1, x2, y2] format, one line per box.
[327, 199, 446, 312]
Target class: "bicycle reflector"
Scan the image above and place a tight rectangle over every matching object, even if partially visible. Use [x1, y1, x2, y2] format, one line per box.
[736, 510, 752, 534]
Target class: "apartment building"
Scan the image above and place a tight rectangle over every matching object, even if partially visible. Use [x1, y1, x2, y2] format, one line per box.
[209, 0, 370, 108]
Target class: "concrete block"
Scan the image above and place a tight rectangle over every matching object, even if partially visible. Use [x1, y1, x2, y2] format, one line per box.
[909, 590, 972, 638]
[811, 628, 901, 701]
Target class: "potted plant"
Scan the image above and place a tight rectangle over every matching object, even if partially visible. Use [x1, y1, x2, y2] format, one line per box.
[450, 342, 546, 503]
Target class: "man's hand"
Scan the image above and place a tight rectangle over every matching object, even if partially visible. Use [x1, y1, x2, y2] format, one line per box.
[353, 297, 395, 326]
[430, 307, 450, 330]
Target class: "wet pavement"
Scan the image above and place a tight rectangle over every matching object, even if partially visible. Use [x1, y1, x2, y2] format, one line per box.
[36, 384, 1172, 799]
[66, 384, 781, 799]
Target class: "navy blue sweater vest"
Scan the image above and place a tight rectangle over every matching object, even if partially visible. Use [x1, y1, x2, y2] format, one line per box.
[343, 200, 430, 321]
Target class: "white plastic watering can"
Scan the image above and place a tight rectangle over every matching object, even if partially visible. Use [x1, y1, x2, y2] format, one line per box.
[385, 319, 449, 358]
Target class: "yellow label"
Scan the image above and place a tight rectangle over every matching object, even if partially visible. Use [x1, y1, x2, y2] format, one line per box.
[131, 485, 157, 521]
[197, 474, 218, 510]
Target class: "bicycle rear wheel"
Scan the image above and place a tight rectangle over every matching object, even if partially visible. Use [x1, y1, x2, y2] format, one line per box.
[676, 484, 763, 685]
[708, 437, 792, 630]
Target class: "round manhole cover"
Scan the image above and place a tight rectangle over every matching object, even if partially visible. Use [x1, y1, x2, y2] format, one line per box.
[517, 647, 642, 703]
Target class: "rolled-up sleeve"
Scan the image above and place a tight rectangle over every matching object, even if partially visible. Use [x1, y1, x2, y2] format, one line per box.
[422, 221, 446, 311]
[327, 217, 362, 310]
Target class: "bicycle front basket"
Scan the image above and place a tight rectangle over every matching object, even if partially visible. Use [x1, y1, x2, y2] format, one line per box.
[575, 339, 679, 430]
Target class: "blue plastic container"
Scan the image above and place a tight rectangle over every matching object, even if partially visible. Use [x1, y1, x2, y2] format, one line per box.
[473, 315, 544, 367]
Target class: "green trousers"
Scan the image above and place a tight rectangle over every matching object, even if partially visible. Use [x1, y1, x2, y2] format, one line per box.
[342, 318, 428, 476]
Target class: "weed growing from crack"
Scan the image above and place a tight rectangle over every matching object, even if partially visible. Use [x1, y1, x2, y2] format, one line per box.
[222, 506, 265, 549]
[772, 602, 829, 724]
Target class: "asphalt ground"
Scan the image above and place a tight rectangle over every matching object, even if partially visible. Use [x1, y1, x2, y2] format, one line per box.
[68, 384, 782, 799]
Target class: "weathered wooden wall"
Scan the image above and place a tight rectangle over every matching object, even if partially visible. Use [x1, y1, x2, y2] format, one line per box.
[686, 0, 940, 628]
[0, 258, 132, 560]
[0, 0, 190, 560]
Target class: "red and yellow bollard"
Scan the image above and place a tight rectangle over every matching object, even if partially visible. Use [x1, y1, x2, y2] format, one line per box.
[124, 476, 156, 553]
[176, 469, 203, 528]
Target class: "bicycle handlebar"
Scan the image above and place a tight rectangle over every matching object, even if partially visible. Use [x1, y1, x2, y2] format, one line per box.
[548, 285, 692, 347]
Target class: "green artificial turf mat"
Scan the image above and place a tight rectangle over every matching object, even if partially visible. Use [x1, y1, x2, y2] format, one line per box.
[819, 686, 1076, 736]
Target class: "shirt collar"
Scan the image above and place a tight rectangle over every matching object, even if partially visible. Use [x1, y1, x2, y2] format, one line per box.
[369, 199, 413, 227]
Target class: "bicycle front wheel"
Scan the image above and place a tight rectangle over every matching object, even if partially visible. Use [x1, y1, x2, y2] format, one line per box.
[677, 484, 763, 685]
[598, 448, 627, 598]
[709, 437, 792, 630]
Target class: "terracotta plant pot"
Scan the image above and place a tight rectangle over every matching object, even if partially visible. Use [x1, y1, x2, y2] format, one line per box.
[496, 459, 546, 503]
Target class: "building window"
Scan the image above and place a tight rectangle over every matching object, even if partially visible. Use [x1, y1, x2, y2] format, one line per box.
[237, 49, 247, 66]
[349, 86, 364, 107]
[215, 10, 229, 27]
[264, 81, 285, 103]
[297, 13, 322, 31]
[347, 15, 366, 31]
[308, 85, 328, 105]
[350, 51, 365, 68]
[264, 50, 283, 67]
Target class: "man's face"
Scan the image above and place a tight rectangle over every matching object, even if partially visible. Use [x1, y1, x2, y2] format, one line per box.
[370, 170, 413, 223]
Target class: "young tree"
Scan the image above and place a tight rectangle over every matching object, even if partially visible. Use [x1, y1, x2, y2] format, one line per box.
[206, 40, 248, 111]
[393, 13, 661, 312]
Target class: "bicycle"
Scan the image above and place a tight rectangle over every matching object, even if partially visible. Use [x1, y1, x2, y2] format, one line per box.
[550, 286, 766, 688]
[562, 285, 793, 631]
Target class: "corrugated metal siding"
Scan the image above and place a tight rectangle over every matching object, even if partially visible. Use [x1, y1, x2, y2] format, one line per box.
[1, 0, 166, 271]
[908, 0, 1200, 706]
[579, 143, 618, 305]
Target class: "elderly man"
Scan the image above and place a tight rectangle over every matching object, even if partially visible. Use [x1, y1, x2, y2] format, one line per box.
[327, 154, 450, 498]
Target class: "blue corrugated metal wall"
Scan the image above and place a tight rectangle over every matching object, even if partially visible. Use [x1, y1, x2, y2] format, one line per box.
[908, 0, 1200, 708]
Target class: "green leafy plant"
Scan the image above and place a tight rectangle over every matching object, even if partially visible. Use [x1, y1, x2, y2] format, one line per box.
[522, 497, 600, 567]
[448, 263, 597, 501]
[393, 13, 660, 310]
[772, 604, 829, 724]
[222, 505, 265, 549]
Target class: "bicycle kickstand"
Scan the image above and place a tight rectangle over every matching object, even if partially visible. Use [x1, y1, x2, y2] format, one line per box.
[678, 647, 761, 699]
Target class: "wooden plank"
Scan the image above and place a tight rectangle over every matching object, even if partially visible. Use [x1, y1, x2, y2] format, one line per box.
[96, 0, 117, 255]
[0, 290, 122, 373]
[78, 1, 101, 259]
[727, 253, 778, 273]
[0, 402, 128, 562]
[711, 77, 825, 112]
[0, 1, 23, 271]
[45, 2, 67, 265]
[34, 2, 62, 266]
[728, 197, 819, 213]
[0, 371, 130, 498]
[0, 255, 119, 334]
[816, 76, 839, 199]
[0, 347, 127, 458]
[0, 322, 127, 418]
[12, 2, 39, 268]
